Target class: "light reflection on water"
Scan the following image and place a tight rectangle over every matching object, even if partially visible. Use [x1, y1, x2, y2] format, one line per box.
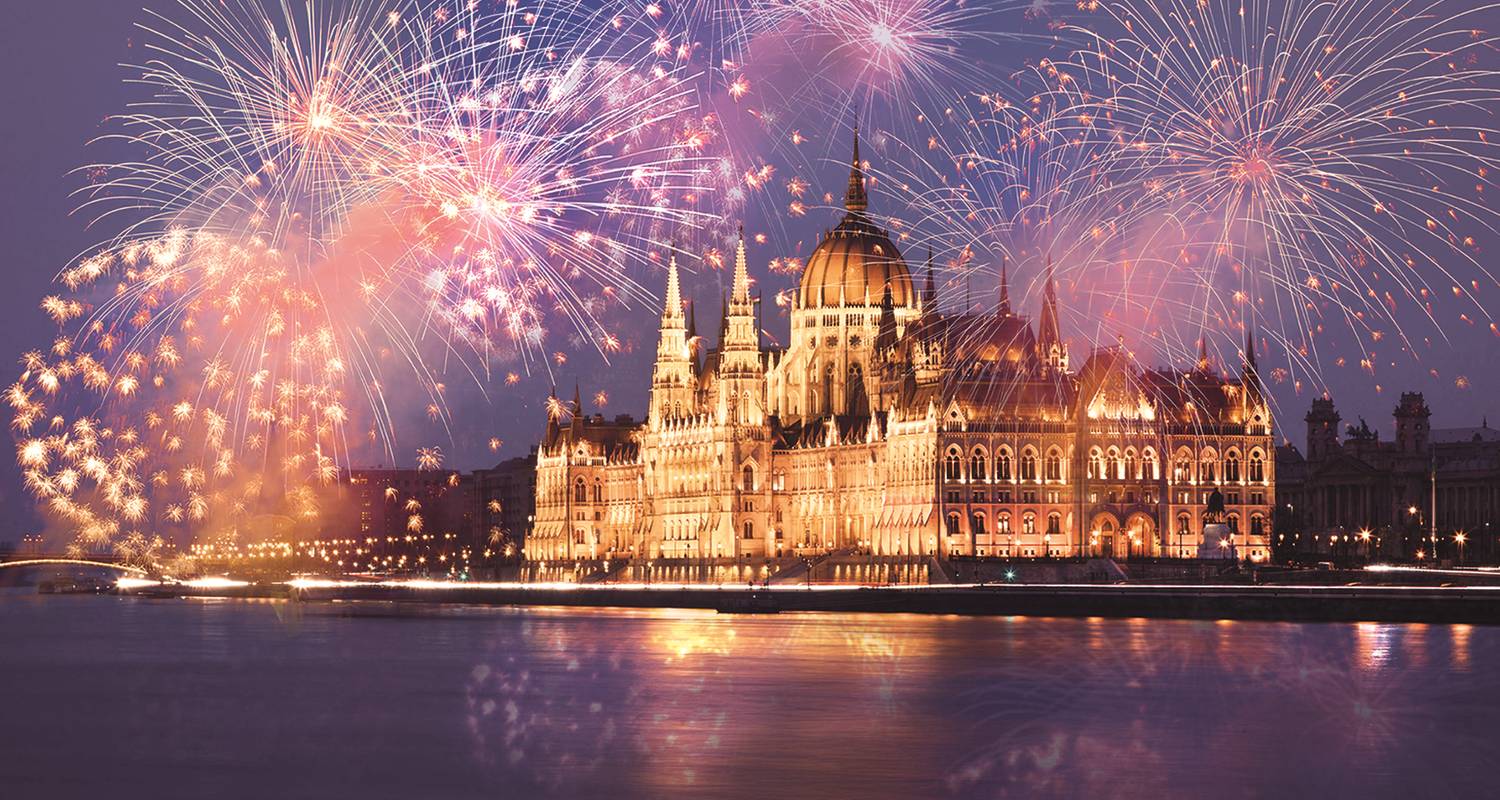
[2, 594, 1498, 799]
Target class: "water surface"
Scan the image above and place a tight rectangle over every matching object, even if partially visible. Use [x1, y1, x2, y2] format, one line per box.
[2, 593, 1496, 798]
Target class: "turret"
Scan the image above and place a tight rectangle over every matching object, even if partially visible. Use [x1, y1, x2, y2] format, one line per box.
[1393, 392, 1431, 455]
[1305, 397, 1341, 461]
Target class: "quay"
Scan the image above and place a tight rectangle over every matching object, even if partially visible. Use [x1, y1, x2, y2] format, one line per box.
[117, 579, 1500, 625]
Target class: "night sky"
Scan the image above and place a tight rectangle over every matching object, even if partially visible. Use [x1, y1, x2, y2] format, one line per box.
[2, 1, 1498, 537]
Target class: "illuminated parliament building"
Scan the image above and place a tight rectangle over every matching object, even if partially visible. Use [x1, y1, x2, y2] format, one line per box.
[527, 136, 1274, 563]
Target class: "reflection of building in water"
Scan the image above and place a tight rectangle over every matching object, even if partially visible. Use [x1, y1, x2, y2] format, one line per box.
[1277, 393, 1500, 561]
[528, 133, 1274, 562]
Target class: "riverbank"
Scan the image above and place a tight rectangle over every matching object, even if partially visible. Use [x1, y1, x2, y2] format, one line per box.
[116, 579, 1500, 624]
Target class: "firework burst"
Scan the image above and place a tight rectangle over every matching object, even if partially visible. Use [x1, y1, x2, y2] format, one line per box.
[1063, 0, 1500, 383]
[15, 0, 710, 553]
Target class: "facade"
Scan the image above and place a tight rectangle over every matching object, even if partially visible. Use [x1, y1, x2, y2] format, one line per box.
[527, 135, 1274, 563]
[1276, 394, 1500, 561]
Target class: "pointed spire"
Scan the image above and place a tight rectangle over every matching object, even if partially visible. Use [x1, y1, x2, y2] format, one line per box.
[844, 122, 868, 213]
[731, 225, 751, 304]
[570, 383, 583, 433]
[663, 251, 683, 324]
[998, 255, 1011, 316]
[1245, 323, 1258, 370]
[1197, 336, 1210, 372]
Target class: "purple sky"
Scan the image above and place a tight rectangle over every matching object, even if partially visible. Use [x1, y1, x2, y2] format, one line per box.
[1, 1, 1497, 535]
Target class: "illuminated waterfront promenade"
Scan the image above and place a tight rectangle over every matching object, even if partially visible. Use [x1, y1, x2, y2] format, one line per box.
[110, 575, 1500, 624]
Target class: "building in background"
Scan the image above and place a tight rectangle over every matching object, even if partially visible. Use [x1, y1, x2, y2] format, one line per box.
[527, 134, 1274, 563]
[470, 450, 538, 561]
[1276, 393, 1500, 562]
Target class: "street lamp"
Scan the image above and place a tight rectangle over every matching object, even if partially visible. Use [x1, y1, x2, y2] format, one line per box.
[1456, 532, 1468, 564]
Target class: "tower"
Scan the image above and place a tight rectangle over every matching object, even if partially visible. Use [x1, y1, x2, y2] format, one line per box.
[649, 253, 695, 423]
[1393, 392, 1431, 455]
[1305, 397, 1341, 461]
[717, 228, 765, 426]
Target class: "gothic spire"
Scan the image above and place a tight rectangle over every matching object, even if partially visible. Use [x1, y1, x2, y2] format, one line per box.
[844, 123, 868, 213]
[570, 383, 583, 434]
[662, 251, 683, 325]
[732, 224, 751, 304]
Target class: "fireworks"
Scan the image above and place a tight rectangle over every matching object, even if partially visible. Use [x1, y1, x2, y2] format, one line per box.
[1060, 0, 1500, 380]
[15, 0, 710, 553]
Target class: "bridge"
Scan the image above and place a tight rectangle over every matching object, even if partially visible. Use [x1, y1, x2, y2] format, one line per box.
[0, 553, 149, 575]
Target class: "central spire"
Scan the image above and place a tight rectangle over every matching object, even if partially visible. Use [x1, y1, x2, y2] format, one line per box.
[844, 123, 868, 214]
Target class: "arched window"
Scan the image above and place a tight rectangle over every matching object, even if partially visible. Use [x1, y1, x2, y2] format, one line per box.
[1106, 449, 1122, 481]
[1201, 455, 1217, 484]
[1143, 449, 1160, 481]
[1228, 513, 1240, 533]
[1088, 447, 1103, 479]
[971, 512, 987, 536]
[1020, 450, 1038, 482]
[998, 513, 1011, 534]
[1177, 513, 1191, 535]
[1249, 451, 1265, 483]
[1023, 513, 1036, 535]
[592, 480, 602, 503]
[1250, 514, 1264, 537]
[946, 512, 962, 536]
[970, 448, 988, 482]
[1124, 450, 1138, 481]
[944, 448, 962, 481]
[1045, 448, 1063, 482]
[1047, 513, 1062, 535]
[743, 521, 754, 540]
[742, 464, 755, 492]
[997, 449, 1013, 481]
[1174, 457, 1191, 483]
[574, 478, 587, 503]
[1224, 453, 1241, 483]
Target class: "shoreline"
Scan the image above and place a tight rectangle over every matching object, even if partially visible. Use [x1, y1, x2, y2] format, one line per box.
[114, 581, 1500, 624]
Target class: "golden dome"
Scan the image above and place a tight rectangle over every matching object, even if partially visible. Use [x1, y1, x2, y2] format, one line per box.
[797, 128, 915, 309]
[799, 220, 913, 308]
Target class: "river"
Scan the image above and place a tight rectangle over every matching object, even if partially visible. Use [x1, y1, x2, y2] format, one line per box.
[2, 592, 1496, 798]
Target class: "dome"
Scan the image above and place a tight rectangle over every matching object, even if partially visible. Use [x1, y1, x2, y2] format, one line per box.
[799, 218, 914, 308]
[797, 128, 916, 309]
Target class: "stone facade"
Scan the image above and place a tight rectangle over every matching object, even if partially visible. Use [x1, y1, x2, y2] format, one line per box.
[526, 136, 1275, 563]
